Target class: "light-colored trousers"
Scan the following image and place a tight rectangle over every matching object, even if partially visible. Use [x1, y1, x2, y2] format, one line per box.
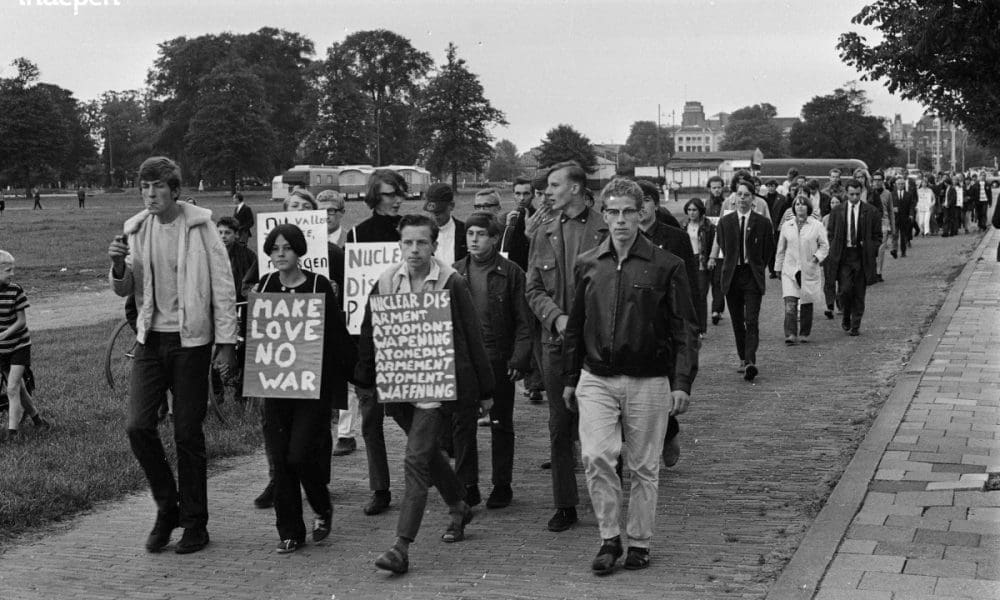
[337, 392, 360, 439]
[576, 370, 671, 548]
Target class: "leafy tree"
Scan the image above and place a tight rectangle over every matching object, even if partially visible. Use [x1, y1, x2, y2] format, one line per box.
[416, 43, 507, 187]
[789, 86, 897, 169]
[184, 58, 277, 193]
[300, 66, 370, 164]
[720, 103, 784, 157]
[322, 29, 432, 165]
[487, 139, 521, 182]
[538, 124, 597, 173]
[87, 90, 158, 187]
[623, 120, 673, 167]
[838, 1, 1000, 148]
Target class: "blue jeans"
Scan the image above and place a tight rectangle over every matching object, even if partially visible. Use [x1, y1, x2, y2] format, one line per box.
[126, 332, 211, 529]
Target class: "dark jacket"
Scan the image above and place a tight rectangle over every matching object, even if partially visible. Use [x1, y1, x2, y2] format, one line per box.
[968, 182, 994, 206]
[346, 212, 402, 244]
[892, 189, 916, 224]
[453, 251, 533, 371]
[713, 210, 775, 296]
[641, 219, 698, 308]
[226, 242, 257, 303]
[563, 235, 698, 393]
[451, 216, 469, 262]
[826, 201, 883, 285]
[681, 217, 716, 271]
[499, 204, 535, 271]
[234, 203, 254, 235]
[705, 194, 726, 218]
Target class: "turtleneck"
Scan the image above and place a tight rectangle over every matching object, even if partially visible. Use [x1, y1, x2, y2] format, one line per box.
[467, 248, 497, 353]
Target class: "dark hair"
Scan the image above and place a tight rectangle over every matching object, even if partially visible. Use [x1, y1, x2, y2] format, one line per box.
[707, 175, 725, 188]
[465, 211, 502, 237]
[844, 179, 863, 192]
[547, 160, 588, 193]
[398, 213, 439, 243]
[364, 169, 408, 209]
[765, 179, 778, 187]
[234, 192, 244, 202]
[138, 156, 182, 192]
[512, 176, 533, 190]
[787, 168, 799, 178]
[683, 197, 706, 217]
[217, 216, 240, 231]
[635, 179, 660, 206]
[263, 223, 308, 257]
[791, 194, 813, 216]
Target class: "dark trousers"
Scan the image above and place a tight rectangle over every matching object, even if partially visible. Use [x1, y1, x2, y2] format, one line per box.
[896, 218, 912, 255]
[695, 269, 710, 334]
[541, 342, 579, 508]
[445, 396, 479, 492]
[837, 248, 867, 330]
[359, 389, 390, 491]
[126, 332, 211, 529]
[824, 260, 838, 309]
[391, 404, 464, 542]
[783, 297, 814, 337]
[710, 267, 726, 314]
[725, 265, 763, 365]
[263, 398, 333, 543]
[488, 359, 516, 488]
[977, 202, 990, 230]
[523, 334, 545, 392]
[944, 206, 960, 236]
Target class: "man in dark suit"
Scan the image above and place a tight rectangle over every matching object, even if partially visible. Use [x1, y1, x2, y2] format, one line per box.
[232, 192, 255, 246]
[827, 179, 882, 336]
[708, 180, 774, 382]
[891, 176, 915, 257]
[967, 175, 994, 232]
[500, 177, 537, 271]
[423, 183, 468, 265]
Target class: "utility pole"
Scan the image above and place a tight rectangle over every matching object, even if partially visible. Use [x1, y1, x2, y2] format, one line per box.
[656, 103, 662, 180]
[950, 123, 956, 172]
[934, 115, 942, 173]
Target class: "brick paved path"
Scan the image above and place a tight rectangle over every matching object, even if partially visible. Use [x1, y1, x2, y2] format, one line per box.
[0, 230, 989, 600]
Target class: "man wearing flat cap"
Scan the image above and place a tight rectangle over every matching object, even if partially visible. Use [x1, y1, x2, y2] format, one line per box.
[424, 183, 468, 266]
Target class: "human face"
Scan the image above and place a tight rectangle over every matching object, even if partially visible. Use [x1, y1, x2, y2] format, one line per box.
[232, 194, 241, 204]
[846, 187, 862, 205]
[829, 196, 841, 211]
[318, 200, 344, 232]
[734, 184, 754, 214]
[285, 196, 313, 212]
[639, 196, 657, 227]
[269, 235, 300, 274]
[830, 170, 841, 183]
[466, 225, 497, 258]
[872, 175, 884, 190]
[473, 194, 502, 215]
[602, 195, 642, 245]
[512, 183, 534, 209]
[217, 225, 237, 247]
[399, 225, 436, 274]
[425, 203, 453, 227]
[685, 204, 701, 221]
[546, 168, 577, 211]
[766, 184, 777, 194]
[793, 199, 809, 218]
[709, 180, 724, 198]
[140, 179, 178, 217]
[375, 182, 404, 216]
[0, 262, 13, 286]
[895, 179, 905, 192]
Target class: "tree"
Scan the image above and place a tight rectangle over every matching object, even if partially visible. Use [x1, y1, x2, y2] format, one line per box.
[720, 103, 784, 157]
[184, 58, 277, 193]
[87, 90, 159, 187]
[838, 1, 1000, 147]
[537, 124, 597, 173]
[416, 43, 507, 187]
[321, 30, 432, 165]
[789, 86, 898, 169]
[486, 139, 520, 182]
[300, 68, 371, 164]
[623, 120, 673, 167]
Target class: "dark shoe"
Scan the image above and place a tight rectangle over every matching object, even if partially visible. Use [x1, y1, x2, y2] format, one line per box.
[841, 321, 851, 332]
[624, 547, 650, 570]
[442, 505, 474, 543]
[849, 329, 860, 337]
[744, 364, 758, 382]
[711, 312, 721, 325]
[540, 461, 552, 470]
[784, 335, 797, 345]
[547, 507, 578, 532]
[876, 274, 885, 283]
[174, 527, 209, 554]
[824, 309, 834, 320]
[485, 485, 512, 509]
[375, 545, 409, 574]
[769, 272, 778, 279]
[254, 481, 275, 509]
[464, 485, 482, 508]
[663, 435, 680, 467]
[890, 249, 898, 259]
[276, 539, 301, 554]
[528, 390, 544, 404]
[332, 437, 356, 456]
[312, 511, 332, 542]
[591, 537, 623, 576]
[145, 512, 179, 553]
[799, 335, 809, 344]
[363, 490, 391, 516]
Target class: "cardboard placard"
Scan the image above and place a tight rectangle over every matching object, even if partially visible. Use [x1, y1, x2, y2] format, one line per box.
[243, 292, 325, 399]
[343, 242, 402, 335]
[256, 211, 329, 277]
[371, 290, 456, 403]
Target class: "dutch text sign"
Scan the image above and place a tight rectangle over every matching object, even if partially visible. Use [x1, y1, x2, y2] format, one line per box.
[256, 211, 329, 277]
[344, 242, 401, 335]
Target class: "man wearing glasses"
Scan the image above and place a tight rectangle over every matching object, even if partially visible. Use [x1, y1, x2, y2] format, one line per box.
[317, 189, 347, 247]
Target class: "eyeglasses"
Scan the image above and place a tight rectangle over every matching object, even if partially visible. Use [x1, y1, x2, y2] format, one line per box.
[327, 208, 345, 214]
[603, 207, 640, 218]
[735, 192, 753, 198]
[473, 203, 500, 209]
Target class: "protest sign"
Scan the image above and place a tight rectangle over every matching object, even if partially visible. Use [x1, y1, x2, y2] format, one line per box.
[243, 291, 325, 399]
[344, 242, 401, 335]
[256, 211, 329, 277]
[371, 290, 456, 404]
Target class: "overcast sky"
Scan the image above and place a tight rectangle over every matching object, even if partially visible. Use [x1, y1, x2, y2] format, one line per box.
[1, 0, 924, 153]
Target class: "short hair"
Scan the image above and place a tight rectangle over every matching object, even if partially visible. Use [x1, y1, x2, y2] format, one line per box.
[765, 179, 778, 187]
[315, 189, 345, 207]
[707, 175, 725, 188]
[787, 168, 799, 179]
[598, 177, 644, 209]
[683, 197, 706, 217]
[474, 188, 501, 203]
[216, 216, 240, 231]
[791, 193, 813, 215]
[263, 223, 308, 257]
[364, 169, 407, 209]
[234, 192, 244, 202]
[635, 180, 660, 206]
[844, 179, 863, 192]
[512, 176, 533, 190]
[398, 213, 439, 243]
[0, 249, 14, 263]
[547, 161, 588, 193]
[465, 211, 502, 237]
[138, 157, 182, 192]
[829, 168, 842, 176]
[807, 179, 821, 191]
[283, 188, 317, 210]
[872, 170, 885, 180]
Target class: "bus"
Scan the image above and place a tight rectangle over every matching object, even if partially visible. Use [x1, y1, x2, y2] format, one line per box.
[758, 158, 868, 184]
[279, 164, 431, 201]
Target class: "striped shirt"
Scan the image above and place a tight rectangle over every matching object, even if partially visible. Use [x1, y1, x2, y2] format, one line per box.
[0, 282, 30, 353]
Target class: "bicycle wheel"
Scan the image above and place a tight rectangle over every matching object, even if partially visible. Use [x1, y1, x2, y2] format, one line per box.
[207, 375, 229, 427]
[105, 320, 136, 390]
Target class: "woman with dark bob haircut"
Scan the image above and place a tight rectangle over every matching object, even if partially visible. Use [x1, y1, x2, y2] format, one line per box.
[254, 223, 361, 554]
[681, 196, 714, 335]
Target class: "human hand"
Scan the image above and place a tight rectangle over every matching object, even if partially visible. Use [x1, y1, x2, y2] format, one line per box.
[669, 390, 690, 416]
[562, 386, 577, 412]
[109, 235, 129, 272]
[554, 315, 569, 336]
[508, 368, 524, 382]
[479, 397, 494, 417]
[213, 344, 237, 378]
[707, 258, 716, 270]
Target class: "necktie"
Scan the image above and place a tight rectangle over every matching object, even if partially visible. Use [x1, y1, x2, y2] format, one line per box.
[739, 215, 746, 264]
[850, 205, 857, 247]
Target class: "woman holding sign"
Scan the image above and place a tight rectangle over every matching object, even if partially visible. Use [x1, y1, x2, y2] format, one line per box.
[252, 224, 358, 554]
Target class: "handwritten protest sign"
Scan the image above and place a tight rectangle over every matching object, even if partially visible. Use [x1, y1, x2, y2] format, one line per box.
[371, 290, 456, 404]
[243, 292, 325, 399]
[344, 242, 401, 335]
[256, 211, 329, 277]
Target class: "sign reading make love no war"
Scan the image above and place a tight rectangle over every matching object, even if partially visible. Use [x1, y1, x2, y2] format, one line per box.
[243, 292, 325, 399]
[371, 290, 456, 404]
[344, 242, 401, 335]
[256, 211, 329, 277]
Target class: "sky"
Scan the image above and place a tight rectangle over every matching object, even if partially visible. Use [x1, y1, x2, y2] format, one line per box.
[0, 0, 925, 154]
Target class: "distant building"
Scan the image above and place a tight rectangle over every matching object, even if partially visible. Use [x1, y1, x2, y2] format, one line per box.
[673, 101, 726, 153]
[890, 113, 967, 171]
[664, 149, 764, 189]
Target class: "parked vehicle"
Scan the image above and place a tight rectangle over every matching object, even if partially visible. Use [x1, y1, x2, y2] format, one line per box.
[758, 158, 868, 184]
[279, 164, 431, 201]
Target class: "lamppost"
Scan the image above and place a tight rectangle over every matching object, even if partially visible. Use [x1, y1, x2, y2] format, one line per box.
[656, 103, 662, 181]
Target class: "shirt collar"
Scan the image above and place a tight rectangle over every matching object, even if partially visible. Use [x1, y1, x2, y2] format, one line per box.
[560, 207, 589, 224]
[438, 218, 455, 233]
[597, 232, 653, 262]
[392, 258, 442, 293]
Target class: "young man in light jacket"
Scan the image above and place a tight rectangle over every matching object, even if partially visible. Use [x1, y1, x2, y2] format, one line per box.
[108, 156, 238, 555]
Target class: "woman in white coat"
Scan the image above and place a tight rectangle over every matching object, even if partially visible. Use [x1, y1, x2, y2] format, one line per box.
[774, 194, 830, 344]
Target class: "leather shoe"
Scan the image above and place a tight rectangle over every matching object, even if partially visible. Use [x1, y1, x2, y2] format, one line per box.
[528, 390, 544, 404]
[744, 363, 758, 382]
[890, 249, 898, 259]
[547, 507, 578, 532]
[591, 536, 623, 576]
[711, 312, 721, 325]
[442, 504, 474, 543]
[540, 461, 552, 470]
[312, 511, 332, 542]
[145, 512, 179, 553]
[375, 545, 409, 574]
[849, 329, 860, 337]
[174, 527, 209, 554]
[332, 437, 356, 456]
[363, 490, 391, 515]
[824, 309, 834, 320]
[662, 435, 680, 467]
[841, 321, 851, 332]
[624, 547, 650, 570]
[485, 485, 512, 509]
[254, 481, 275, 509]
[276, 538, 302, 554]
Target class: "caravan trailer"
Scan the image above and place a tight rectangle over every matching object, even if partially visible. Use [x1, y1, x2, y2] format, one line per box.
[280, 164, 430, 200]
